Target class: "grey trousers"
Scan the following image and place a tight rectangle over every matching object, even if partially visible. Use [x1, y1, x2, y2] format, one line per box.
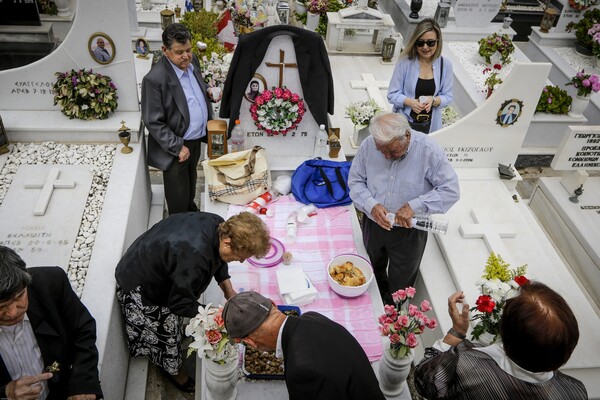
[361, 217, 428, 304]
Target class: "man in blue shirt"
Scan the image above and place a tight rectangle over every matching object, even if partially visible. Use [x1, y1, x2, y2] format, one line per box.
[141, 23, 213, 214]
[349, 112, 459, 304]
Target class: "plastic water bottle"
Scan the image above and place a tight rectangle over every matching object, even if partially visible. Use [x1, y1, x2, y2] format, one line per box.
[231, 119, 245, 152]
[313, 124, 328, 158]
[386, 213, 448, 235]
[286, 212, 298, 244]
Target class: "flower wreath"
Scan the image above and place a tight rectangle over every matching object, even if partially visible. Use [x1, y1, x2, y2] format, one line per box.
[53, 69, 118, 120]
[250, 86, 305, 135]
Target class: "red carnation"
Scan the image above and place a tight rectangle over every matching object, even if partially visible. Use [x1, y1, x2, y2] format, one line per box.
[475, 295, 496, 313]
[514, 275, 530, 286]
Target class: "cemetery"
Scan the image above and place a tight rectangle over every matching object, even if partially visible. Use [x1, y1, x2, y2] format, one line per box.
[1, 0, 600, 398]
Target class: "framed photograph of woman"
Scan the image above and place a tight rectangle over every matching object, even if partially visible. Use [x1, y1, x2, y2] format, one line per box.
[135, 38, 149, 59]
[89, 32, 115, 65]
[0, 115, 9, 155]
[497, 99, 523, 127]
[244, 73, 267, 103]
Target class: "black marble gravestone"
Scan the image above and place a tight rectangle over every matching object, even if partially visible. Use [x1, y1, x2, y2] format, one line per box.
[0, 0, 42, 26]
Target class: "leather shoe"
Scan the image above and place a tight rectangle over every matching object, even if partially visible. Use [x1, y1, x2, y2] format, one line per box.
[163, 372, 195, 393]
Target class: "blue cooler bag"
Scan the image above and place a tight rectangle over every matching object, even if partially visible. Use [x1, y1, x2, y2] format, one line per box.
[291, 159, 352, 208]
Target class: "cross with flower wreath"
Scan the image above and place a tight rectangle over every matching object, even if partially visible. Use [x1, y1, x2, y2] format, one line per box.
[265, 49, 297, 88]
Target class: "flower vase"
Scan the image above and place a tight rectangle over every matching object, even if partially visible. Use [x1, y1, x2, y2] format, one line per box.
[306, 12, 320, 31]
[574, 41, 593, 58]
[475, 332, 498, 346]
[295, 1, 307, 14]
[568, 94, 591, 119]
[352, 124, 370, 147]
[378, 349, 414, 397]
[205, 358, 239, 400]
[486, 86, 494, 99]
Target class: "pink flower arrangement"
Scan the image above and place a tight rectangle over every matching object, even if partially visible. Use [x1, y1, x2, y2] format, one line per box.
[185, 304, 238, 364]
[567, 69, 600, 97]
[307, 0, 328, 14]
[250, 86, 305, 135]
[377, 287, 437, 359]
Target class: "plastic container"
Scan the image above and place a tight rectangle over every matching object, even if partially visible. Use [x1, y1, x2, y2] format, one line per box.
[412, 215, 448, 234]
[285, 212, 298, 244]
[245, 190, 275, 213]
[313, 124, 328, 158]
[230, 119, 245, 152]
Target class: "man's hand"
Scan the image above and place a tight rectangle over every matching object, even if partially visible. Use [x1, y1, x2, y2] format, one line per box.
[395, 203, 415, 228]
[448, 291, 470, 335]
[371, 203, 392, 230]
[6, 373, 52, 400]
[67, 395, 96, 400]
[178, 145, 190, 162]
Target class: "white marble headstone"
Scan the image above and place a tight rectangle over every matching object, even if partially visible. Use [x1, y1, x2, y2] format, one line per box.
[0, 165, 93, 269]
[453, 0, 503, 28]
[551, 126, 600, 170]
[238, 35, 319, 163]
[555, 3, 600, 32]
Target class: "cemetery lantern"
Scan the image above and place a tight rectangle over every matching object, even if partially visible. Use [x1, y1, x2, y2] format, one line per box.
[502, 15, 513, 30]
[117, 121, 133, 154]
[540, 7, 558, 33]
[381, 37, 397, 63]
[277, 0, 290, 24]
[160, 8, 175, 30]
[409, 0, 423, 19]
[433, 2, 450, 28]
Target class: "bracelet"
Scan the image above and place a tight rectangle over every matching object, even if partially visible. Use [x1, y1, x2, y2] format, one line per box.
[447, 327, 466, 340]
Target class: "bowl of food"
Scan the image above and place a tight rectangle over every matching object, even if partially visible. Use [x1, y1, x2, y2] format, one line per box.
[327, 254, 373, 298]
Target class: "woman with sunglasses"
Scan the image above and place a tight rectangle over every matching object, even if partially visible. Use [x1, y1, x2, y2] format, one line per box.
[387, 18, 453, 133]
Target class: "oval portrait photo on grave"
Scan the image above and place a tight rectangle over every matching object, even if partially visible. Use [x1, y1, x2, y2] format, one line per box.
[88, 32, 115, 65]
[245, 73, 267, 103]
[135, 37, 150, 58]
[497, 99, 523, 127]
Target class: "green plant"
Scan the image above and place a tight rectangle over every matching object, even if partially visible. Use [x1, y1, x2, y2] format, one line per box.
[565, 8, 600, 49]
[536, 85, 572, 114]
[180, 10, 227, 59]
[36, 0, 57, 15]
[478, 32, 515, 64]
[567, 69, 600, 97]
[53, 69, 118, 120]
[483, 64, 503, 90]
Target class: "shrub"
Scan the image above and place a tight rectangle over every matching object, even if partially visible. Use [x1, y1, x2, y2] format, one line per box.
[536, 85, 572, 114]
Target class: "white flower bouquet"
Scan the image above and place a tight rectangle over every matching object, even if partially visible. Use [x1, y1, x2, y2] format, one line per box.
[345, 99, 382, 127]
[185, 303, 239, 364]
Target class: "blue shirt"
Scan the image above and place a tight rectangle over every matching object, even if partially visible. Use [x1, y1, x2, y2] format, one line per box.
[348, 131, 459, 220]
[168, 59, 208, 140]
[387, 56, 454, 132]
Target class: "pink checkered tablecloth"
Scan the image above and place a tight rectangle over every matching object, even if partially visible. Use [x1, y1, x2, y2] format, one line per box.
[227, 195, 383, 362]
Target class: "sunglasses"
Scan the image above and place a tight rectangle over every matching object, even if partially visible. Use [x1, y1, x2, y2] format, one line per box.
[416, 39, 438, 48]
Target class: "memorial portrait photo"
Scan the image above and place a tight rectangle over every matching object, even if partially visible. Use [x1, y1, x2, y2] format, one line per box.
[245, 74, 267, 103]
[497, 99, 523, 127]
[135, 38, 149, 58]
[89, 32, 115, 64]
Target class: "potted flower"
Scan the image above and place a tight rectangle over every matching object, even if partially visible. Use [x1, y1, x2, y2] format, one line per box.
[52, 69, 118, 120]
[377, 287, 437, 396]
[535, 85, 572, 114]
[478, 32, 515, 64]
[186, 304, 239, 399]
[566, 69, 600, 117]
[590, 22, 600, 64]
[482, 63, 503, 98]
[470, 252, 528, 344]
[565, 8, 600, 56]
[250, 86, 305, 135]
[345, 99, 382, 146]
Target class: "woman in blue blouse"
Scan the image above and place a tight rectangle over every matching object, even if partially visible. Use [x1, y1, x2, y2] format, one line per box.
[387, 19, 454, 133]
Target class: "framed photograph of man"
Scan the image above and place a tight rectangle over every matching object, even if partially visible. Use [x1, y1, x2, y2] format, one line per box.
[0, 116, 9, 155]
[135, 38, 150, 59]
[244, 73, 267, 103]
[89, 32, 115, 65]
[497, 99, 523, 127]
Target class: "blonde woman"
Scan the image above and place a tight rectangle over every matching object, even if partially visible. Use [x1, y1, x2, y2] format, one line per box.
[115, 211, 270, 392]
[387, 18, 453, 133]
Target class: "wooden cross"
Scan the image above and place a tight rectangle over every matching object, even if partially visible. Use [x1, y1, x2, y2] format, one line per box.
[459, 208, 517, 266]
[350, 73, 390, 111]
[265, 49, 297, 88]
[24, 167, 76, 216]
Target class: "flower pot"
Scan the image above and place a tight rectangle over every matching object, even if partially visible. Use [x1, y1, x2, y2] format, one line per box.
[486, 86, 494, 99]
[475, 332, 499, 346]
[205, 358, 239, 400]
[378, 348, 414, 396]
[574, 41, 593, 58]
[296, 1, 307, 14]
[306, 12, 319, 31]
[568, 94, 591, 118]
[352, 125, 370, 147]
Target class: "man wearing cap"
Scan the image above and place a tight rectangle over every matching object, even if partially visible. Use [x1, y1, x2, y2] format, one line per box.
[223, 291, 385, 400]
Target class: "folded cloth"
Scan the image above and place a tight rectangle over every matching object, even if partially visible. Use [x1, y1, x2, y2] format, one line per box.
[277, 268, 318, 306]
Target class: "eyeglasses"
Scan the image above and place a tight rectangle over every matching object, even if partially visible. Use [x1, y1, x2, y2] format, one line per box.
[416, 39, 438, 48]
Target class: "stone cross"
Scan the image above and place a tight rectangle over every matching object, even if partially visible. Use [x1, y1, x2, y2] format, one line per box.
[24, 167, 76, 216]
[265, 49, 298, 88]
[459, 208, 517, 266]
[350, 73, 390, 111]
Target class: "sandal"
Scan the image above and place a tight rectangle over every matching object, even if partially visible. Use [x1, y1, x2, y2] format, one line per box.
[163, 372, 195, 393]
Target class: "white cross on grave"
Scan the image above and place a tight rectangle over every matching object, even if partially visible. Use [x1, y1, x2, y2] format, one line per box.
[459, 208, 517, 266]
[24, 167, 76, 216]
[350, 73, 391, 111]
